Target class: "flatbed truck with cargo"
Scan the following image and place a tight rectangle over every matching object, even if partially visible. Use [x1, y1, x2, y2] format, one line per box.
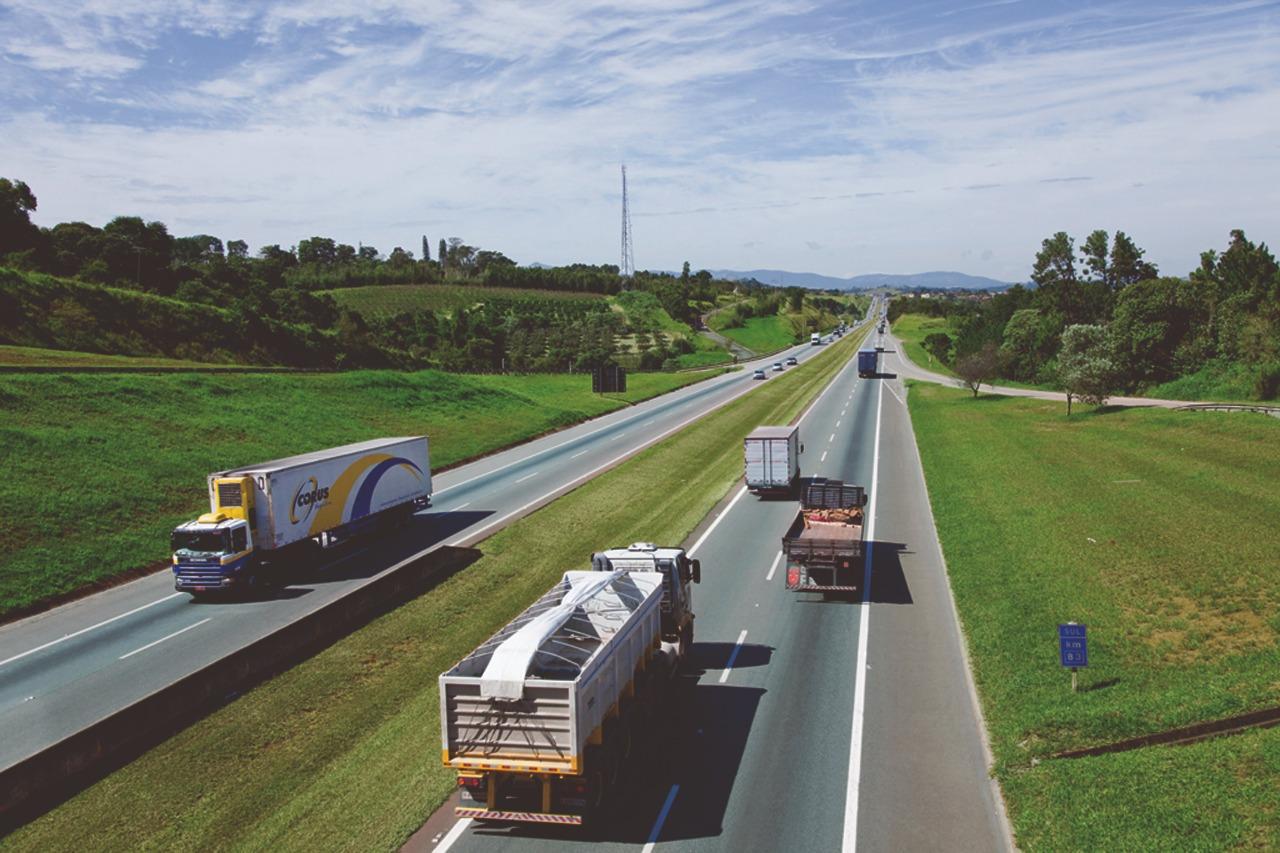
[170, 437, 431, 596]
[783, 478, 867, 595]
[440, 543, 700, 826]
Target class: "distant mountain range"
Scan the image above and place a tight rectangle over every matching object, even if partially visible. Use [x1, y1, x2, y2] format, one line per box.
[705, 269, 1014, 291]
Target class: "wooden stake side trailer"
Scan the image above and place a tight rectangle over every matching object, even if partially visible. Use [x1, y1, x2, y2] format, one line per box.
[782, 478, 867, 593]
[439, 570, 670, 826]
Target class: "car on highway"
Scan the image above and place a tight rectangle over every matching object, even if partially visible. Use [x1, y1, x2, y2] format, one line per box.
[752, 369, 767, 379]
[772, 361, 784, 372]
[786, 356, 798, 366]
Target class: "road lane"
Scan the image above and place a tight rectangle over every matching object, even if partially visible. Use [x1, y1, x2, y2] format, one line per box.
[0, 312, 874, 773]
[423, 315, 874, 853]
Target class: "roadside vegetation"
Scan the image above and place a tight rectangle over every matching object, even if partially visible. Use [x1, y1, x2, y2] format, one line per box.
[709, 287, 860, 353]
[908, 381, 1280, 849]
[4, 331, 865, 852]
[0, 368, 720, 620]
[323, 282, 604, 316]
[0, 344, 249, 370]
[889, 227, 1280, 402]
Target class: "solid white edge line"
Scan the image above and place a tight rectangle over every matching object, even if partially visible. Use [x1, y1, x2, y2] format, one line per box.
[432, 817, 473, 852]
[842, 376, 883, 853]
[765, 549, 783, 582]
[643, 783, 681, 851]
[687, 486, 749, 557]
[119, 617, 211, 660]
[718, 629, 749, 683]
[0, 592, 184, 669]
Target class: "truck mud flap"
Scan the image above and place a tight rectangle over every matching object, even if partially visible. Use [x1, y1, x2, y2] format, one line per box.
[455, 807, 584, 825]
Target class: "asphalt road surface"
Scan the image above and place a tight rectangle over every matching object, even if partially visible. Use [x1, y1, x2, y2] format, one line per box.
[0, 319, 866, 773]
[412, 307, 1011, 853]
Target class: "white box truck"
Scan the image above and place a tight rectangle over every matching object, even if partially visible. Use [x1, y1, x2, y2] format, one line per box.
[170, 437, 431, 596]
[744, 425, 801, 495]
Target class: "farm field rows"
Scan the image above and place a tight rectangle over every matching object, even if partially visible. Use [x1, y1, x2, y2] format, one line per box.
[322, 283, 604, 317]
[908, 381, 1280, 849]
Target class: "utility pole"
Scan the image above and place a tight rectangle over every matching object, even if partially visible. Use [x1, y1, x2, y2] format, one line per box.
[620, 164, 635, 281]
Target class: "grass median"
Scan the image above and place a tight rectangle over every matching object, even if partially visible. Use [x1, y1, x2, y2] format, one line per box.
[0, 368, 719, 621]
[6, 330, 863, 851]
[908, 381, 1280, 850]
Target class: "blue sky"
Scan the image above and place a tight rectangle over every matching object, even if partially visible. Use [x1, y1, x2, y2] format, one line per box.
[1, 0, 1277, 281]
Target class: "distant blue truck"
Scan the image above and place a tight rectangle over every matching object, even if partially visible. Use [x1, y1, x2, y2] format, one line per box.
[857, 348, 879, 378]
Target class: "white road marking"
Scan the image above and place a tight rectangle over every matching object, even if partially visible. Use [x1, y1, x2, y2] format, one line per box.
[644, 419, 657, 426]
[842, 376, 883, 853]
[688, 486, 749, 557]
[719, 629, 749, 683]
[513, 471, 539, 484]
[884, 382, 906, 407]
[766, 550, 783, 582]
[119, 618, 211, 660]
[821, 450, 828, 462]
[610, 432, 627, 441]
[829, 433, 836, 442]
[836, 419, 842, 428]
[0, 592, 184, 669]
[451, 502, 471, 511]
[642, 784, 680, 852]
[570, 449, 590, 459]
[432, 817, 473, 852]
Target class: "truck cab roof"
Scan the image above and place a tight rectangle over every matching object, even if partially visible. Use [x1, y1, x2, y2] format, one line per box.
[594, 542, 688, 565]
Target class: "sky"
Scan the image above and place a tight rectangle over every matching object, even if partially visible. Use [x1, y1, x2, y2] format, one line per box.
[1, 0, 1278, 282]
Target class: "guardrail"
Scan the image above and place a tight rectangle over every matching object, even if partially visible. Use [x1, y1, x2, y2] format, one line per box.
[1173, 403, 1280, 416]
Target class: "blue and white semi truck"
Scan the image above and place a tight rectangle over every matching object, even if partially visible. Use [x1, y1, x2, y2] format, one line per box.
[170, 437, 431, 596]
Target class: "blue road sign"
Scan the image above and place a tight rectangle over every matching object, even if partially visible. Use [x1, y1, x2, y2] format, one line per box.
[1059, 623, 1088, 668]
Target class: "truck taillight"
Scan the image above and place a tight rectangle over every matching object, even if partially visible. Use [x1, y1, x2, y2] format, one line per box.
[459, 775, 484, 788]
[786, 567, 800, 587]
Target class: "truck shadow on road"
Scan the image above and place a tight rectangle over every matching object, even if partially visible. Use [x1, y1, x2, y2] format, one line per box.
[791, 540, 913, 605]
[692, 641, 774, 672]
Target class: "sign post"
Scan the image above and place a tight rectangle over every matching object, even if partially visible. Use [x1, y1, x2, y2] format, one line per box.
[1058, 623, 1088, 692]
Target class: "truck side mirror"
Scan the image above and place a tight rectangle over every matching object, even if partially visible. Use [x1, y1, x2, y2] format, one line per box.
[691, 559, 702, 584]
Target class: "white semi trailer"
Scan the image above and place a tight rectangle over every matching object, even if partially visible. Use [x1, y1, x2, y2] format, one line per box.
[170, 437, 431, 596]
[744, 425, 801, 495]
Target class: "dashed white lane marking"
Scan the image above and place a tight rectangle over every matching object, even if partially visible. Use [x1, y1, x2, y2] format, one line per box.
[765, 550, 783, 582]
[513, 471, 539, 484]
[451, 502, 471, 511]
[119, 618, 211, 660]
[719, 629, 749, 683]
[610, 432, 627, 442]
[829, 433, 836, 442]
[836, 419, 842, 428]
[642, 784, 680, 852]
[0, 592, 184, 669]
[570, 449, 590, 459]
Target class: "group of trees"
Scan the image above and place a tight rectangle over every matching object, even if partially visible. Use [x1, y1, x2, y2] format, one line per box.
[0, 177, 752, 372]
[897, 227, 1280, 403]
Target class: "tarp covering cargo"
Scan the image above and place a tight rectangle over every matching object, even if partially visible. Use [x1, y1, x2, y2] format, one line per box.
[440, 570, 663, 774]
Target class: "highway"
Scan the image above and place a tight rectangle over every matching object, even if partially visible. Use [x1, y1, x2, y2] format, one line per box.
[412, 304, 1011, 852]
[0, 321, 860, 776]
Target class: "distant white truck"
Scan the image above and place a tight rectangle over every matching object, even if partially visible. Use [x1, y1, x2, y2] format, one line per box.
[170, 437, 431, 596]
[744, 425, 801, 495]
[810, 332, 822, 345]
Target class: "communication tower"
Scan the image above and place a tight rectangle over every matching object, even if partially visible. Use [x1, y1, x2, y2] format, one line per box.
[620, 164, 635, 278]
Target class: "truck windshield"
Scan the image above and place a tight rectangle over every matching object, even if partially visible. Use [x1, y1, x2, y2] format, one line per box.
[171, 530, 229, 554]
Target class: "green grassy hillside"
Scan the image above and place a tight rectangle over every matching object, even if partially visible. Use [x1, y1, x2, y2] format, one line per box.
[0, 368, 718, 619]
[909, 382, 1280, 849]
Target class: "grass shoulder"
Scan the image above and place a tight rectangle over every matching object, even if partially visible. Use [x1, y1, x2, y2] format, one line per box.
[906, 380, 1280, 848]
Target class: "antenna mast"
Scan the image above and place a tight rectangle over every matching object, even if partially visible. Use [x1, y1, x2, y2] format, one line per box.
[620, 164, 635, 279]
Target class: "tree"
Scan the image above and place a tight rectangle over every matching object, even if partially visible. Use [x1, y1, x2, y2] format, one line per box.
[0, 177, 39, 255]
[387, 246, 414, 267]
[1031, 231, 1078, 289]
[357, 245, 379, 261]
[680, 261, 690, 283]
[1109, 231, 1157, 289]
[786, 286, 805, 312]
[226, 239, 249, 259]
[954, 342, 999, 397]
[1082, 229, 1109, 285]
[297, 236, 338, 266]
[438, 238, 447, 270]
[1058, 324, 1117, 414]
[922, 332, 952, 364]
[422, 235, 430, 262]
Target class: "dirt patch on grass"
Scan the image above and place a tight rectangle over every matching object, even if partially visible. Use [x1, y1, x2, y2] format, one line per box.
[1131, 593, 1277, 663]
